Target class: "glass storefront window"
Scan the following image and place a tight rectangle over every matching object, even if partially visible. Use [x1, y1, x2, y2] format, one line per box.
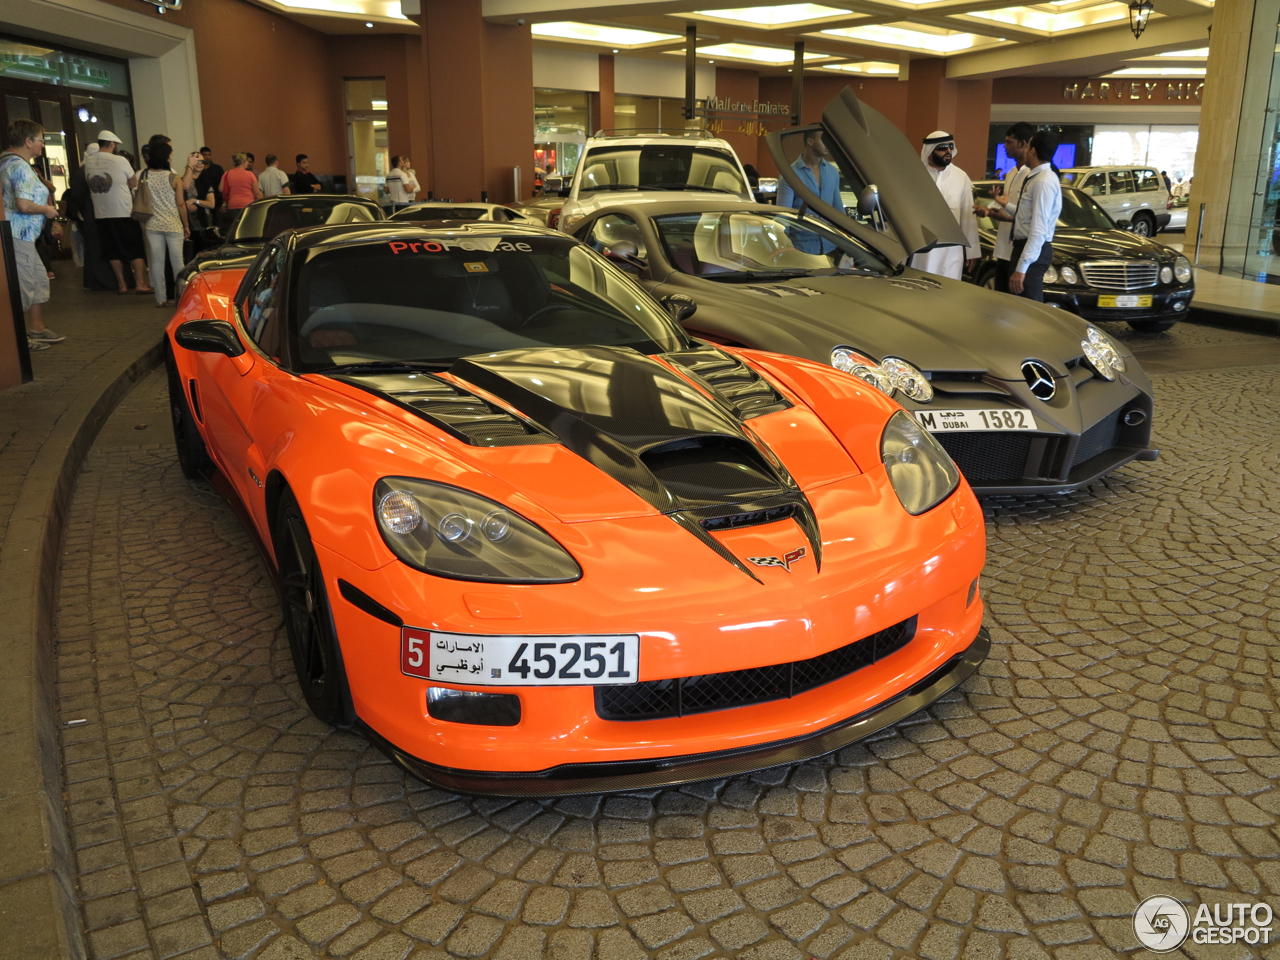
[0, 38, 129, 96]
[1231, 15, 1280, 283]
[346, 79, 388, 204]
[70, 95, 135, 157]
[614, 95, 703, 134]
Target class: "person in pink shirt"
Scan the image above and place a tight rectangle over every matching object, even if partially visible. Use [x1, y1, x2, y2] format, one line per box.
[219, 152, 262, 234]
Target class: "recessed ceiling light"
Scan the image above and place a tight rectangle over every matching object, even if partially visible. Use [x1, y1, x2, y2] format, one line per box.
[273, 0, 406, 19]
[964, 5, 1125, 33]
[531, 21, 682, 46]
[612, 48, 619, 52]
[824, 60, 900, 75]
[821, 23, 1001, 53]
[680, 41, 828, 63]
[1157, 46, 1209, 57]
[365, 21, 372, 26]
[1105, 66, 1205, 76]
[691, 4, 853, 27]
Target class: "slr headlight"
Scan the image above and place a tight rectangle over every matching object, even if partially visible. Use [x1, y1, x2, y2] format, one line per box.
[832, 346, 892, 396]
[1059, 265, 1079, 285]
[374, 478, 581, 583]
[881, 411, 959, 516]
[1160, 266, 1174, 284]
[1043, 264, 1059, 284]
[880, 356, 934, 403]
[1174, 256, 1192, 283]
[1085, 326, 1125, 373]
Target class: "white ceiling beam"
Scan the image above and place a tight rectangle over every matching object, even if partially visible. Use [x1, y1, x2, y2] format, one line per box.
[944, 9, 1212, 77]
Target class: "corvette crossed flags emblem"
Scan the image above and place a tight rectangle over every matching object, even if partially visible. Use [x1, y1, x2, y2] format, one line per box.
[747, 547, 807, 573]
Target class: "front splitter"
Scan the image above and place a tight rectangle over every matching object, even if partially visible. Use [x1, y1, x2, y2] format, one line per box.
[359, 628, 990, 797]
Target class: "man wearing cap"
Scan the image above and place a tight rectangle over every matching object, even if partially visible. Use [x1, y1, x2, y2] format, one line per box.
[82, 130, 152, 295]
[910, 131, 980, 281]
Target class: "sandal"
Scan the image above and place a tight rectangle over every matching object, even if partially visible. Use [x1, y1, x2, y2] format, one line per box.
[136, 288, 156, 295]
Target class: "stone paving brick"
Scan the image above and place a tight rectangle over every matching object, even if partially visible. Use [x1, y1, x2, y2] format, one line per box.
[52, 345, 1280, 960]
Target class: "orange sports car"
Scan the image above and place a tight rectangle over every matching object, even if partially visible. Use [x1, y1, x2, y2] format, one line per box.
[164, 220, 988, 795]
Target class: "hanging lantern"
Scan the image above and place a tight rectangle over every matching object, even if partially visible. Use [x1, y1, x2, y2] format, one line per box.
[1128, 0, 1154, 39]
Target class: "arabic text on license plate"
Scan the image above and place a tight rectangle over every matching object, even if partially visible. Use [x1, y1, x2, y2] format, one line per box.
[1097, 294, 1152, 308]
[402, 628, 641, 686]
[915, 409, 1036, 432]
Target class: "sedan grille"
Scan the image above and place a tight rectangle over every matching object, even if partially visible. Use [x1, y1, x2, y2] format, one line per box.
[1079, 260, 1159, 290]
[595, 617, 916, 721]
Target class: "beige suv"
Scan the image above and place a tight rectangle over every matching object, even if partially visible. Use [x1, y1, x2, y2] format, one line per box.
[1059, 166, 1171, 237]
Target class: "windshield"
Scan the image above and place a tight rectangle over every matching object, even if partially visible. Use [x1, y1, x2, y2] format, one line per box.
[390, 206, 489, 222]
[578, 145, 747, 196]
[292, 235, 687, 371]
[651, 210, 892, 280]
[234, 199, 381, 243]
[972, 183, 1116, 231]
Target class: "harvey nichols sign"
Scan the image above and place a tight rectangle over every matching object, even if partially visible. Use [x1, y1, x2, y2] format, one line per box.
[1063, 80, 1204, 101]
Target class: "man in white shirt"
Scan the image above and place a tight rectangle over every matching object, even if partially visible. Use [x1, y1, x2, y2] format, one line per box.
[909, 131, 980, 281]
[258, 155, 289, 198]
[976, 122, 1034, 293]
[384, 156, 419, 210]
[82, 130, 151, 295]
[1010, 131, 1063, 301]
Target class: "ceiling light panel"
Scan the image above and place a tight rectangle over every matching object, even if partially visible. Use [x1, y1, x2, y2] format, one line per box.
[962, 4, 1125, 33]
[275, 0, 407, 18]
[690, 4, 854, 27]
[1105, 66, 1206, 76]
[1157, 47, 1209, 57]
[820, 23, 1004, 53]
[823, 60, 900, 75]
[531, 22, 682, 47]
[681, 42, 831, 62]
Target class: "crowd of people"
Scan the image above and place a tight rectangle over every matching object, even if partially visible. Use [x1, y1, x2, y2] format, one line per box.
[0, 118, 343, 354]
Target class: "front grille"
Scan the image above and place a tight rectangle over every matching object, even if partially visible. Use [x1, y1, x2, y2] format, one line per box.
[1080, 260, 1159, 290]
[595, 617, 917, 721]
[1071, 407, 1125, 468]
[935, 432, 1033, 483]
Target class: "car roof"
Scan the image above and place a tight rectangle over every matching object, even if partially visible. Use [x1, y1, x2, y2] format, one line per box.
[570, 199, 796, 218]
[1060, 165, 1158, 173]
[241, 193, 381, 210]
[583, 136, 737, 150]
[286, 219, 562, 251]
[399, 201, 499, 210]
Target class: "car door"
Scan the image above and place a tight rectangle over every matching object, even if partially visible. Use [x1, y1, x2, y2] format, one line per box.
[766, 86, 966, 265]
[1105, 169, 1135, 219]
[1133, 169, 1162, 214]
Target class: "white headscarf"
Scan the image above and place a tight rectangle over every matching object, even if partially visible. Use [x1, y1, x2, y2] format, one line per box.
[921, 131, 956, 167]
[83, 143, 99, 160]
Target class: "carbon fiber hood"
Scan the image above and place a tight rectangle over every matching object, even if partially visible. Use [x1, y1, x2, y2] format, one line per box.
[707, 271, 1093, 378]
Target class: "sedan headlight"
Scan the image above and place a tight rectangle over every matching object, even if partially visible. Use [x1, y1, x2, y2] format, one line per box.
[1160, 266, 1174, 284]
[881, 411, 959, 515]
[1059, 265, 1079, 285]
[1081, 326, 1127, 380]
[374, 478, 581, 583]
[881, 356, 934, 403]
[832, 347, 892, 396]
[1174, 256, 1192, 283]
[1043, 264, 1059, 284]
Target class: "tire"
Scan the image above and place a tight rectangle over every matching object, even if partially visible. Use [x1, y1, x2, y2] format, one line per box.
[165, 343, 213, 480]
[980, 271, 998, 291]
[275, 490, 353, 726]
[1128, 318, 1177, 333]
[1131, 213, 1155, 237]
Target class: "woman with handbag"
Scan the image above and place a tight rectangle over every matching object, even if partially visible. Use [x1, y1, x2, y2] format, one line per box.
[139, 143, 189, 307]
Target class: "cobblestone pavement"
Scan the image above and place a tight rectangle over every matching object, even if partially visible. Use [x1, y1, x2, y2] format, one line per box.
[55, 325, 1280, 960]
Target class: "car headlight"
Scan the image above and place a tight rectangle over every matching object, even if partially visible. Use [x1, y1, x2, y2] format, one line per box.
[832, 346, 892, 396]
[1043, 264, 1059, 284]
[1160, 266, 1174, 284]
[1081, 326, 1126, 380]
[880, 356, 934, 403]
[1059, 265, 1079, 285]
[1174, 256, 1192, 283]
[374, 478, 581, 583]
[880, 411, 959, 516]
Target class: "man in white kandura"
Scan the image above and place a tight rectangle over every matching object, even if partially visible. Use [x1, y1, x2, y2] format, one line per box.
[909, 131, 981, 281]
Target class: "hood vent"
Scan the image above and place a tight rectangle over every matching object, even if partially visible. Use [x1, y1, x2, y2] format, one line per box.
[740, 284, 823, 298]
[889, 276, 942, 291]
[664, 347, 792, 420]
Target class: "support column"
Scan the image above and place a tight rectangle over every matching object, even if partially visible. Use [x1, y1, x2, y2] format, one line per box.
[952, 78, 993, 178]
[593, 55, 615, 135]
[905, 57, 958, 148]
[421, 0, 533, 203]
[1187, 0, 1280, 270]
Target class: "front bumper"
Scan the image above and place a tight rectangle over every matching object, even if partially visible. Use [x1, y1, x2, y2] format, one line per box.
[1045, 286, 1193, 322]
[363, 628, 990, 796]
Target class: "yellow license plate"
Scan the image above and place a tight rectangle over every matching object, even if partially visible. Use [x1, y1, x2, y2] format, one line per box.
[1097, 295, 1153, 308]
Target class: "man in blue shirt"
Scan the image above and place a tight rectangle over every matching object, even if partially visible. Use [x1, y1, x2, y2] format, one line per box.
[1010, 131, 1063, 301]
[776, 131, 842, 254]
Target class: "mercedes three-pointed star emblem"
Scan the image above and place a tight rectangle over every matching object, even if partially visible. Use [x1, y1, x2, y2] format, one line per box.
[1021, 360, 1057, 401]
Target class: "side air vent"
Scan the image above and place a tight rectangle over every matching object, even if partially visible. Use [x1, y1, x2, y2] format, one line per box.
[665, 347, 791, 420]
[739, 284, 823, 299]
[334, 374, 555, 447]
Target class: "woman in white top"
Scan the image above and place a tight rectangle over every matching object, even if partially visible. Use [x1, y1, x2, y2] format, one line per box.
[141, 142, 190, 307]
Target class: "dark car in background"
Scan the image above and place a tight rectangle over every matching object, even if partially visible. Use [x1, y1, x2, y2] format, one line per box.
[175, 195, 384, 296]
[388, 202, 536, 223]
[968, 182, 1193, 333]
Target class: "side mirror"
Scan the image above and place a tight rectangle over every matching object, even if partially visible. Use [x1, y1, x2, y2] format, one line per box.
[1116, 218, 1133, 231]
[605, 241, 647, 273]
[857, 184, 885, 232]
[544, 176, 563, 193]
[660, 294, 697, 323]
[174, 319, 246, 357]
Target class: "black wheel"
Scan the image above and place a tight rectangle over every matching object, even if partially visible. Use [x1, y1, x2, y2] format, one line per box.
[980, 271, 998, 291]
[1128, 318, 1177, 333]
[275, 491, 353, 726]
[165, 343, 213, 480]
[1131, 213, 1155, 237]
